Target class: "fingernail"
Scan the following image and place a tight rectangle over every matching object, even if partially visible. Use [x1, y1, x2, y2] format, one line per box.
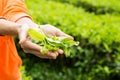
[19, 39, 25, 44]
[68, 36, 74, 40]
[58, 49, 64, 54]
[19, 40, 23, 44]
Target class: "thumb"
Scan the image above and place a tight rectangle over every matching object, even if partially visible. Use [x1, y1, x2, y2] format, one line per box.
[57, 31, 74, 40]
[19, 24, 29, 44]
[65, 34, 74, 40]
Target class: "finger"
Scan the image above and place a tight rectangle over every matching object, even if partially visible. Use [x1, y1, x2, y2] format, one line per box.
[56, 31, 74, 40]
[34, 52, 51, 59]
[20, 41, 41, 51]
[54, 51, 59, 57]
[19, 24, 29, 44]
[25, 49, 59, 59]
[20, 41, 59, 59]
[23, 48, 53, 59]
[57, 49, 64, 54]
[46, 51, 58, 59]
[65, 34, 74, 40]
[26, 50, 51, 59]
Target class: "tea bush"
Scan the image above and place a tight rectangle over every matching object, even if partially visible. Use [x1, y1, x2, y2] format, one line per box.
[48, 0, 120, 14]
[16, 0, 120, 80]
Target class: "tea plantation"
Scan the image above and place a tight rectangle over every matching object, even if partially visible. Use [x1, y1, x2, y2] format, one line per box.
[17, 0, 120, 80]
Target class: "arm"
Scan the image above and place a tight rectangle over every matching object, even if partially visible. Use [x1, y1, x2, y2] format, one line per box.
[0, 19, 20, 36]
[16, 17, 65, 59]
[2, 0, 73, 59]
[0, 18, 60, 59]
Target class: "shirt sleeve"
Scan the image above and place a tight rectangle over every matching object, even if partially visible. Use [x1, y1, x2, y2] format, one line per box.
[0, 16, 6, 19]
[2, 0, 31, 22]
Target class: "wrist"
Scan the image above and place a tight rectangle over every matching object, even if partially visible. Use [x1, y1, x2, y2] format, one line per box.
[17, 24, 22, 36]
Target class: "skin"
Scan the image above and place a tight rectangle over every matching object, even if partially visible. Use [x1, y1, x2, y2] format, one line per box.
[0, 17, 73, 59]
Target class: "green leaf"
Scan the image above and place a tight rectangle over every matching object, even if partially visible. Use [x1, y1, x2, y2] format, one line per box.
[28, 28, 79, 57]
[28, 28, 45, 41]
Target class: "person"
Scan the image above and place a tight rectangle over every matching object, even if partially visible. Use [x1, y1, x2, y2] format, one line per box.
[0, 0, 73, 80]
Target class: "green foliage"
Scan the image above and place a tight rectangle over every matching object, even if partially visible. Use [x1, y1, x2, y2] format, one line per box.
[26, 0, 120, 52]
[20, 66, 33, 80]
[25, 61, 79, 80]
[28, 28, 79, 56]
[49, 0, 120, 14]
[28, 28, 45, 41]
[15, 0, 120, 80]
[81, 0, 120, 11]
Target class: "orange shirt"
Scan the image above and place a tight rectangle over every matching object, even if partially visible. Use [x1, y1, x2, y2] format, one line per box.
[0, 0, 30, 80]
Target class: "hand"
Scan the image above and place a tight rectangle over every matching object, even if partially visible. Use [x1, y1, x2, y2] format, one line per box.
[40, 24, 74, 40]
[18, 24, 63, 59]
[16, 18, 73, 59]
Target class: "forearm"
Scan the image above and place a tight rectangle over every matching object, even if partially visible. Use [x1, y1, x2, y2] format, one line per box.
[16, 17, 38, 28]
[0, 19, 21, 36]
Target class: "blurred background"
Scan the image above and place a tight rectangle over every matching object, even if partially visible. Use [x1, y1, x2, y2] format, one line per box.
[16, 0, 120, 80]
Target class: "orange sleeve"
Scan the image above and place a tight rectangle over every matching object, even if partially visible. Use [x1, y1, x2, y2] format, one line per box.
[2, 0, 31, 22]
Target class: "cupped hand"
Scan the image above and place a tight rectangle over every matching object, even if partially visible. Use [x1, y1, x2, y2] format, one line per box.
[17, 24, 63, 59]
[20, 38, 63, 59]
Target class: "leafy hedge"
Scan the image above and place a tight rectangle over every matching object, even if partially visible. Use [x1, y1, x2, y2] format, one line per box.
[26, 0, 120, 53]
[16, 0, 120, 80]
[48, 0, 120, 14]
[81, 0, 120, 11]
[20, 66, 33, 80]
